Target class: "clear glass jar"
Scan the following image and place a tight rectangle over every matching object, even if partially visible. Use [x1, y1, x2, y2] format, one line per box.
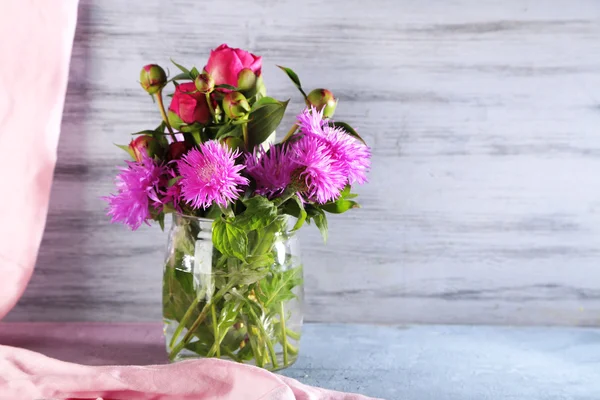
[163, 214, 303, 371]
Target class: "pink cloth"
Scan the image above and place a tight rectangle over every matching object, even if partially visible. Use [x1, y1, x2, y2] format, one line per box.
[0, 345, 374, 400]
[0, 2, 380, 399]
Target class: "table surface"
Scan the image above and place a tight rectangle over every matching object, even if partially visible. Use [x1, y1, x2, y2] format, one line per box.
[0, 323, 599, 400]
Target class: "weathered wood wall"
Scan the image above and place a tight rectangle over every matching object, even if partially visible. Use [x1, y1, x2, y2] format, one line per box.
[7, 0, 600, 325]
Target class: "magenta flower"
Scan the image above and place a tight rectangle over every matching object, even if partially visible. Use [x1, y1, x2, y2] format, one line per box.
[105, 156, 166, 230]
[245, 145, 298, 198]
[297, 107, 371, 185]
[291, 135, 347, 204]
[160, 168, 184, 212]
[178, 140, 248, 209]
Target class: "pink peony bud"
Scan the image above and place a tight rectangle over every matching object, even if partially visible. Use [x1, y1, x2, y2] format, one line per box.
[306, 88, 337, 118]
[222, 92, 250, 119]
[139, 64, 167, 95]
[237, 68, 257, 91]
[129, 135, 158, 162]
[204, 44, 262, 87]
[168, 82, 211, 127]
[195, 72, 215, 94]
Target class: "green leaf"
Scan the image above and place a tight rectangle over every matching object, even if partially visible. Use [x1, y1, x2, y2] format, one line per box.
[163, 268, 196, 323]
[215, 84, 239, 91]
[277, 65, 307, 98]
[307, 206, 328, 242]
[157, 212, 165, 231]
[330, 121, 367, 145]
[234, 269, 270, 286]
[250, 96, 280, 112]
[247, 99, 289, 149]
[281, 196, 307, 231]
[236, 196, 278, 231]
[168, 72, 193, 82]
[168, 176, 183, 187]
[171, 59, 190, 75]
[215, 124, 242, 140]
[212, 218, 248, 261]
[190, 67, 200, 80]
[321, 199, 360, 214]
[114, 143, 135, 159]
[130, 129, 156, 136]
[340, 184, 358, 199]
[258, 266, 303, 308]
[245, 253, 275, 269]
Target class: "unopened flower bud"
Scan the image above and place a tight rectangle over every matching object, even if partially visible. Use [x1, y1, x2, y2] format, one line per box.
[167, 141, 192, 161]
[195, 72, 214, 94]
[237, 68, 257, 91]
[222, 92, 250, 119]
[129, 135, 158, 162]
[224, 136, 244, 151]
[139, 64, 167, 95]
[306, 88, 337, 118]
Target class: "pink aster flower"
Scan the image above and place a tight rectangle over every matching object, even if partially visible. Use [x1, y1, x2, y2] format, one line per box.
[104, 156, 166, 230]
[245, 145, 298, 198]
[297, 107, 371, 185]
[291, 135, 347, 204]
[177, 140, 248, 209]
[297, 106, 327, 136]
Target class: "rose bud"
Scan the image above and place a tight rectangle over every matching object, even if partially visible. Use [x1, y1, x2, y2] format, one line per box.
[194, 72, 214, 94]
[222, 92, 250, 119]
[168, 82, 211, 129]
[237, 68, 257, 91]
[204, 44, 262, 87]
[306, 88, 337, 118]
[129, 135, 158, 162]
[167, 141, 192, 161]
[139, 64, 167, 95]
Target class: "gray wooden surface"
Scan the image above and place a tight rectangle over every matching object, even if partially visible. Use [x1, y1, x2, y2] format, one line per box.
[6, 0, 600, 325]
[1, 322, 599, 399]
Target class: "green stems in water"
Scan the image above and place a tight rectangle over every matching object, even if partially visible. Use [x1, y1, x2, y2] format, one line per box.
[280, 302, 289, 365]
[210, 303, 220, 358]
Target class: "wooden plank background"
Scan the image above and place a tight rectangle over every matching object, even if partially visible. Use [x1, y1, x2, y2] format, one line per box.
[6, 0, 600, 325]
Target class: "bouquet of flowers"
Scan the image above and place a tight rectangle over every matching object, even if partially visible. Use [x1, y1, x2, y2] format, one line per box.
[105, 44, 371, 370]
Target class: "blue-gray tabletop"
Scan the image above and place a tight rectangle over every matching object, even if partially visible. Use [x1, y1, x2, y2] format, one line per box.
[0, 323, 598, 399]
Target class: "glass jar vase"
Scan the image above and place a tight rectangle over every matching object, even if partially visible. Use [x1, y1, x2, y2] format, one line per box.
[163, 214, 303, 371]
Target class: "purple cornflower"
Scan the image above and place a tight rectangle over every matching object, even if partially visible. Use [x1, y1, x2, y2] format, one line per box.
[297, 107, 371, 185]
[291, 135, 347, 204]
[177, 140, 248, 209]
[245, 145, 298, 198]
[105, 155, 166, 230]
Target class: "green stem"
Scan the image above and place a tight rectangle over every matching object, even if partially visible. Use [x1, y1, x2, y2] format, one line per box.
[281, 124, 298, 143]
[169, 283, 233, 360]
[210, 303, 220, 357]
[248, 306, 278, 370]
[168, 295, 200, 349]
[247, 323, 264, 368]
[156, 89, 176, 141]
[286, 328, 301, 341]
[280, 302, 289, 366]
[242, 123, 249, 150]
[205, 93, 216, 119]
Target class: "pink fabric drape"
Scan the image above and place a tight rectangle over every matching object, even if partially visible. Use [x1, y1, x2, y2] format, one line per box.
[0, 2, 379, 399]
[0, 0, 78, 320]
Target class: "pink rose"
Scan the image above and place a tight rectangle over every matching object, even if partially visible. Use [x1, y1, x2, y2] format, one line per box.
[205, 44, 262, 87]
[168, 82, 210, 125]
